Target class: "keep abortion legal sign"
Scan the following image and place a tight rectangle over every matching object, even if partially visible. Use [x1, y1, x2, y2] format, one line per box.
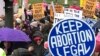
[48, 19, 95, 56]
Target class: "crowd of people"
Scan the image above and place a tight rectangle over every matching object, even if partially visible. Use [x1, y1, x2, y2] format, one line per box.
[0, 0, 53, 56]
[0, 0, 100, 56]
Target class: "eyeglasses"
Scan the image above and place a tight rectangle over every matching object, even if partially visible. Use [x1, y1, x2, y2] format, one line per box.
[34, 39, 41, 41]
[33, 37, 42, 41]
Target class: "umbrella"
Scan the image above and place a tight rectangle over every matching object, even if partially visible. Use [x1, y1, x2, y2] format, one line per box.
[0, 28, 31, 41]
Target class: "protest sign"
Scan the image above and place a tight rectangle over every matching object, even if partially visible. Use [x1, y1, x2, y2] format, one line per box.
[54, 13, 64, 25]
[53, 8, 83, 25]
[83, 0, 97, 17]
[80, 0, 86, 7]
[83, 18, 97, 31]
[83, 18, 97, 27]
[32, 3, 44, 20]
[48, 19, 95, 56]
[64, 8, 83, 19]
[50, 4, 63, 22]
[55, 4, 63, 13]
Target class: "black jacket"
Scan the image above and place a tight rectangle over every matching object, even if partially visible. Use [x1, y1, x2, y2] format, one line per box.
[33, 44, 45, 56]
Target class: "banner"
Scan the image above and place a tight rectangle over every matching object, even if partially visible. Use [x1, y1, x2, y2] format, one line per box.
[32, 3, 44, 20]
[83, 0, 97, 18]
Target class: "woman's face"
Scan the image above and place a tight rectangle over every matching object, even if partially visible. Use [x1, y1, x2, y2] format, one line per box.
[4, 42, 11, 49]
[33, 37, 42, 45]
[36, 39, 42, 45]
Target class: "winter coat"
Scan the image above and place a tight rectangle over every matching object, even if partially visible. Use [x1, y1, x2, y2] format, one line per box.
[31, 31, 45, 56]
[33, 44, 45, 56]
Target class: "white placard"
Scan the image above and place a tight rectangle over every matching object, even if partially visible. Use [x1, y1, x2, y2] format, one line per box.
[54, 13, 64, 25]
[64, 8, 83, 19]
[53, 8, 83, 25]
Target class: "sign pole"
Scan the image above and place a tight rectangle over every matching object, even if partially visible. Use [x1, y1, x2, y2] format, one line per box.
[64, 0, 68, 4]
[51, 1, 56, 14]
[4, 0, 13, 28]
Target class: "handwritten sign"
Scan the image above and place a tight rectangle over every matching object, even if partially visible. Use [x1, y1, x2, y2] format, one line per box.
[83, 0, 97, 17]
[64, 8, 83, 19]
[55, 4, 63, 13]
[50, 4, 64, 22]
[54, 13, 64, 25]
[32, 3, 44, 20]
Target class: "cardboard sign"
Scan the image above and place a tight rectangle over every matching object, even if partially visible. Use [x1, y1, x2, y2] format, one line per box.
[55, 4, 63, 13]
[64, 8, 83, 19]
[32, 3, 44, 20]
[50, 4, 63, 22]
[48, 19, 95, 56]
[83, 0, 97, 17]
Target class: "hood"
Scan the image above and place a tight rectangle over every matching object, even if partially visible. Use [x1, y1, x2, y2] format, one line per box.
[32, 31, 43, 38]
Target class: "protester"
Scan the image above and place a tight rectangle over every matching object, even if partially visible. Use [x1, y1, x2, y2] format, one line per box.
[10, 48, 32, 56]
[41, 23, 52, 41]
[44, 41, 52, 56]
[3, 42, 13, 56]
[28, 44, 36, 56]
[0, 48, 6, 56]
[0, 17, 5, 28]
[31, 31, 45, 56]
